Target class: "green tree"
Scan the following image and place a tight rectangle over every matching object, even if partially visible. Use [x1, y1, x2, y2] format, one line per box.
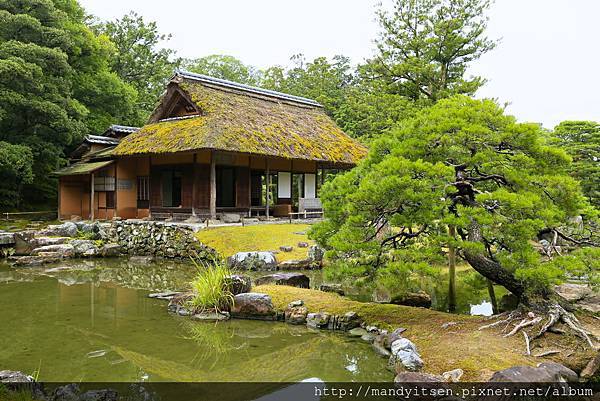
[368, 0, 497, 102]
[95, 11, 178, 124]
[0, 0, 137, 206]
[311, 96, 594, 305]
[552, 121, 600, 209]
[0, 141, 33, 209]
[183, 55, 260, 86]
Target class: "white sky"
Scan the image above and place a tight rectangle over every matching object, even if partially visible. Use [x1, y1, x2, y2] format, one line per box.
[80, 0, 600, 128]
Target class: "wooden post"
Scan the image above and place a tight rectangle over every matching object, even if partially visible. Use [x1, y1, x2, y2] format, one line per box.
[148, 156, 153, 220]
[90, 173, 95, 221]
[57, 178, 61, 221]
[210, 151, 216, 220]
[248, 156, 252, 214]
[265, 158, 270, 219]
[114, 163, 118, 219]
[192, 153, 197, 216]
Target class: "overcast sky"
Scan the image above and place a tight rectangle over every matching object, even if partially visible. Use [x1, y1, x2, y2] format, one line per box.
[80, 0, 600, 128]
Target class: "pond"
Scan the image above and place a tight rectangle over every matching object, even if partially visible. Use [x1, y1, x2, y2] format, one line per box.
[0, 260, 390, 382]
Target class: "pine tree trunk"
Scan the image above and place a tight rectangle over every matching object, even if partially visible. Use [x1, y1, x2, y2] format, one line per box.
[448, 225, 457, 313]
[487, 279, 498, 314]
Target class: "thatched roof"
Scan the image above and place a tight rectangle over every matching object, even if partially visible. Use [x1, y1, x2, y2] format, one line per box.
[114, 72, 367, 165]
[54, 160, 114, 176]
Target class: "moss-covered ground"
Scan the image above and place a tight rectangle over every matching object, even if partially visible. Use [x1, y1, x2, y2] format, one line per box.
[256, 284, 598, 381]
[196, 224, 314, 262]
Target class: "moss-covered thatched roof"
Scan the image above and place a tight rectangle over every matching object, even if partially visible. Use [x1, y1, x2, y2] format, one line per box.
[114, 76, 367, 165]
[54, 160, 114, 176]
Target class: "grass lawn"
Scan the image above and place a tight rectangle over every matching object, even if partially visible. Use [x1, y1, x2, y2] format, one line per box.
[196, 223, 315, 262]
[255, 284, 597, 381]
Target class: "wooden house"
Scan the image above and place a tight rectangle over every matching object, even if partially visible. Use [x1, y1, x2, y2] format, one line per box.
[54, 71, 367, 221]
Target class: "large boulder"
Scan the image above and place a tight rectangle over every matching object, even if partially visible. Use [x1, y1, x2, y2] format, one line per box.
[221, 213, 241, 224]
[230, 293, 275, 320]
[100, 243, 122, 257]
[319, 283, 344, 296]
[278, 259, 315, 270]
[70, 240, 99, 257]
[337, 311, 363, 331]
[306, 312, 331, 329]
[489, 362, 578, 382]
[227, 252, 278, 271]
[0, 231, 15, 245]
[225, 275, 252, 295]
[555, 283, 600, 313]
[0, 370, 45, 399]
[254, 273, 310, 288]
[285, 301, 309, 325]
[390, 291, 432, 308]
[14, 234, 70, 256]
[40, 222, 78, 237]
[308, 245, 324, 263]
[31, 244, 74, 257]
[390, 338, 424, 372]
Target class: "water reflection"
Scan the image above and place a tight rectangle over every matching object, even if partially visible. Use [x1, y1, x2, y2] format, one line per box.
[0, 262, 389, 383]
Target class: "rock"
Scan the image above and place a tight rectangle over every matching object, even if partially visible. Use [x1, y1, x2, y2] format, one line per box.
[555, 283, 593, 302]
[70, 240, 99, 257]
[308, 245, 324, 263]
[288, 300, 304, 307]
[348, 327, 368, 338]
[576, 295, 600, 313]
[279, 245, 293, 252]
[12, 255, 62, 266]
[148, 291, 181, 300]
[184, 216, 203, 224]
[79, 389, 119, 401]
[442, 368, 464, 382]
[191, 311, 230, 321]
[298, 242, 309, 248]
[394, 372, 444, 383]
[361, 332, 376, 343]
[13, 231, 36, 255]
[499, 293, 519, 312]
[40, 222, 78, 237]
[230, 293, 275, 320]
[306, 312, 331, 329]
[0, 370, 35, 383]
[390, 338, 424, 372]
[254, 273, 310, 288]
[372, 336, 392, 357]
[227, 252, 278, 271]
[537, 362, 578, 382]
[167, 303, 192, 316]
[52, 383, 81, 401]
[221, 213, 241, 223]
[225, 275, 252, 295]
[74, 221, 95, 233]
[100, 243, 122, 257]
[31, 244, 74, 257]
[285, 304, 309, 325]
[489, 362, 578, 382]
[390, 290, 432, 308]
[580, 353, 600, 379]
[441, 322, 458, 329]
[387, 327, 407, 347]
[0, 231, 15, 245]
[278, 259, 315, 270]
[319, 283, 345, 296]
[338, 311, 362, 331]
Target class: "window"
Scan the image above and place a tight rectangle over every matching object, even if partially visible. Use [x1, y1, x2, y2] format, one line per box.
[137, 176, 149, 209]
[94, 176, 115, 192]
[106, 191, 115, 209]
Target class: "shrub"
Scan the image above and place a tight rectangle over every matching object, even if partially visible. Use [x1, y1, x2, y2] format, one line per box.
[188, 254, 235, 313]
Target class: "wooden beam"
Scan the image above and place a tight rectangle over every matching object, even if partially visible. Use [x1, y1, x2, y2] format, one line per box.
[57, 178, 61, 221]
[90, 173, 95, 221]
[148, 156, 152, 220]
[210, 151, 216, 220]
[114, 163, 118, 219]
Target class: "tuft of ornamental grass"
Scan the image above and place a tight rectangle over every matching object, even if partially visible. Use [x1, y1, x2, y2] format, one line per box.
[187, 253, 235, 314]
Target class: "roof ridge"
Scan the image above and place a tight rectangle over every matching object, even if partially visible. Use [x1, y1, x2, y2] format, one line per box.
[174, 69, 323, 108]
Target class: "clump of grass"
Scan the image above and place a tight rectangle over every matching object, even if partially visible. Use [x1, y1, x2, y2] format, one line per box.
[187, 254, 235, 314]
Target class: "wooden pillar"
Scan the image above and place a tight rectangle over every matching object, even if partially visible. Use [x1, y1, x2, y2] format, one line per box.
[210, 151, 216, 220]
[265, 157, 270, 219]
[148, 156, 152, 220]
[114, 163, 118, 219]
[90, 173, 95, 221]
[192, 153, 197, 216]
[248, 156, 252, 214]
[57, 178, 61, 221]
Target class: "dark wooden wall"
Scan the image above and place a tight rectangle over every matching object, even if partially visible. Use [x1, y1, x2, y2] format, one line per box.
[236, 167, 250, 208]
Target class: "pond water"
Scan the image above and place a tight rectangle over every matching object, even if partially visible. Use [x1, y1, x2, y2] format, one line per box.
[0, 260, 390, 383]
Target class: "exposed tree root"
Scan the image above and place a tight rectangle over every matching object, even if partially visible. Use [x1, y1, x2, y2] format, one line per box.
[479, 303, 598, 351]
[533, 350, 561, 357]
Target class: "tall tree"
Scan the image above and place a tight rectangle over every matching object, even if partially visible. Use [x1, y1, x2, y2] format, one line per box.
[0, 0, 137, 208]
[311, 96, 595, 307]
[368, 0, 497, 102]
[552, 121, 600, 209]
[0, 141, 33, 209]
[95, 11, 179, 124]
[183, 55, 260, 86]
